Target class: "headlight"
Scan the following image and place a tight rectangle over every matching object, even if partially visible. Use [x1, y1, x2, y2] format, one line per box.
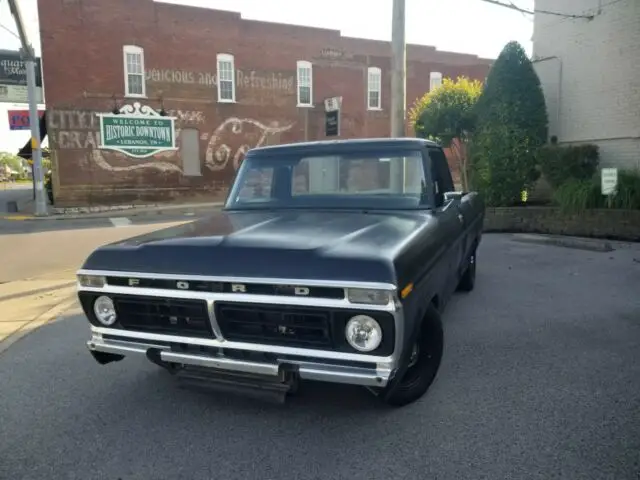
[78, 274, 106, 288]
[345, 315, 382, 352]
[346, 288, 391, 305]
[93, 296, 117, 326]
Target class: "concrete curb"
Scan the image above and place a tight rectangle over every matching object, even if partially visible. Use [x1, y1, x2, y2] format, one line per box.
[1, 203, 222, 221]
[510, 233, 615, 252]
[0, 295, 78, 355]
[0, 281, 76, 302]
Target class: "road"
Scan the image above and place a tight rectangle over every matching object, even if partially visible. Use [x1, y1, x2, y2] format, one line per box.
[0, 214, 196, 282]
[1, 233, 639, 480]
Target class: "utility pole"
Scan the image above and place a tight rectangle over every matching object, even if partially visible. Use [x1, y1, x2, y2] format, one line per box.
[389, 0, 407, 192]
[8, 0, 48, 216]
[390, 0, 406, 138]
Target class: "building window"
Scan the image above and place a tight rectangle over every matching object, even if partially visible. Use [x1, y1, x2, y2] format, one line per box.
[217, 53, 236, 103]
[430, 71, 443, 91]
[297, 60, 313, 107]
[367, 67, 382, 110]
[180, 128, 201, 176]
[123, 45, 146, 97]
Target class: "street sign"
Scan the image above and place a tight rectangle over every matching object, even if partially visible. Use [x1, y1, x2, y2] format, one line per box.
[97, 102, 177, 158]
[8, 109, 45, 130]
[0, 50, 44, 103]
[601, 168, 618, 195]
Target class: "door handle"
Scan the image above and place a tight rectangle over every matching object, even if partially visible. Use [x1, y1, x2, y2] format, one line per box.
[457, 213, 464, 224]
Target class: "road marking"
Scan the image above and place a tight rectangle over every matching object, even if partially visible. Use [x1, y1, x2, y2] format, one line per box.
[109, 217, 132, 228]
[0, 215, 34, 220]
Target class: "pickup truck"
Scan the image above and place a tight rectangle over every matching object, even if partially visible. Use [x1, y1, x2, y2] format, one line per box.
[77, 138, 485, 407]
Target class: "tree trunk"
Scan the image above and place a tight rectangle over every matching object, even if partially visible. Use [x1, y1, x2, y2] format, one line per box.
[451, 139, 469, 191]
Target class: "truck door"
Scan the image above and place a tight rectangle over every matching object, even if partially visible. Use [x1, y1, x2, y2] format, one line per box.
[428, 146, 466, 296]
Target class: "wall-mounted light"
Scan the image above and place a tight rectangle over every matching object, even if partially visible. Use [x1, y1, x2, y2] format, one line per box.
[159, 96, 167, 116]
[111, 95, 120, 115]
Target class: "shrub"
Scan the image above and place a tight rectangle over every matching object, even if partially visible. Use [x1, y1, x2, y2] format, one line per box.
[552, 178, 603, 212]
[470, 41, 549, 206]
[538, 144, 599, 188]
[610, 169, 640, 210]
[552, 169, 640, 211]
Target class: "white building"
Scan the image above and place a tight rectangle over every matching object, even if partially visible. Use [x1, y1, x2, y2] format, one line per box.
[532, 0, 640, 170]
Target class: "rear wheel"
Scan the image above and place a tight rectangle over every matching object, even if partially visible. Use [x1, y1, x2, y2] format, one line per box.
[457, 249, 476, 292]
[379, 303, 444, 407]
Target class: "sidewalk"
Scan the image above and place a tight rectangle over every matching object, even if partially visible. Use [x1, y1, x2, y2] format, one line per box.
[0, 182, 35, 218]
[1, 199, 223, 221]
[0, 269, 80, 353]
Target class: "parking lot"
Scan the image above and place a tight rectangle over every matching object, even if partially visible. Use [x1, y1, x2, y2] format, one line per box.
[1, 233, 639, 480]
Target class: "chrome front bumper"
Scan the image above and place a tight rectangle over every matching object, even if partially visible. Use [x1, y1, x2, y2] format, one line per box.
[87, 330, 395, 387]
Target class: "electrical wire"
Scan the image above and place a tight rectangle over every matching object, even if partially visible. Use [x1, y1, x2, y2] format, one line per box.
[480, 0, 594, 19]
[508, 1, 534, 22]
[0, 22, 20, 39]
[599, 0, 627, 7]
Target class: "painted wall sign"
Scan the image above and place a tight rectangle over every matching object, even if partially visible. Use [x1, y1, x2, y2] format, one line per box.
[96, 102, 178, 158]
[320, 48, 345, 59]
[236, 70, 293, 92]
[147, 68, 294, 93]
[8, 109, 45, 130]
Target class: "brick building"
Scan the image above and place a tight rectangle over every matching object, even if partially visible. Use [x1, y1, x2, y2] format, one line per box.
[39, 0, 492, 207]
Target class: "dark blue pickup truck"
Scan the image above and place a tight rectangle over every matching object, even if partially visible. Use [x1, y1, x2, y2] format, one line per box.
[77, 138, 485, 406]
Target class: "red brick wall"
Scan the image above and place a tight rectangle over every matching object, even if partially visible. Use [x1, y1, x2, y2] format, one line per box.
[38, 0, 491, 207]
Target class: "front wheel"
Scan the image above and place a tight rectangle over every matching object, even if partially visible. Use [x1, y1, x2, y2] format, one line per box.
[378, 303, 444, 407]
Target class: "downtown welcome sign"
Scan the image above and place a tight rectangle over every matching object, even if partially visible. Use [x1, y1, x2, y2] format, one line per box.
[96, 102, 177, 158]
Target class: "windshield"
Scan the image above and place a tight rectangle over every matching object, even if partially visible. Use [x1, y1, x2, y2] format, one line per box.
[225, 149, 430, 210]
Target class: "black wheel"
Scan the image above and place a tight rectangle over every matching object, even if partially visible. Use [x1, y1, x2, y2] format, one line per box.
[379, 303, 444, 407]
[457, 249, 476, 292]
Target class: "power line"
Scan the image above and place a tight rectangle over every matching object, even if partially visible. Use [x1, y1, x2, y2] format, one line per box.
[599, 0, 626, 8]
[0, 22, 20, 40]
[480, 0, 595, 19]
[507, 0, 533, 21]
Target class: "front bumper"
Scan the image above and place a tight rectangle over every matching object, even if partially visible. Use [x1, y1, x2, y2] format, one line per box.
[87, 329, 395, 387]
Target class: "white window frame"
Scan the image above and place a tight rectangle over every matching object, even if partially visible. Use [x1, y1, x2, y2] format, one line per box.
[123, 45, 146, 98]
[430, 71, 443, 92]
[367, 66, 382, 110]
[217, 53, 236, 103]
[296, 60, 313, 107]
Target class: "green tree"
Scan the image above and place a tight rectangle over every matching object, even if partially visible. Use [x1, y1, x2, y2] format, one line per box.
[470, 41, 548, 206]
[0, 152, 23, 174]
[409, 76, 483, 190]
[41, 147, 52, 171]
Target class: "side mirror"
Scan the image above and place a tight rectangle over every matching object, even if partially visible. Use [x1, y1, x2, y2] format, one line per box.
[444, 191, 464, 203]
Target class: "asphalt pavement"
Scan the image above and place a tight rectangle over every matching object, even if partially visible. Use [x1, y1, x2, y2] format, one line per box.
[1, 234, 639, 480]
[0, 216, 197, 283]
[0, 211, 201, 235]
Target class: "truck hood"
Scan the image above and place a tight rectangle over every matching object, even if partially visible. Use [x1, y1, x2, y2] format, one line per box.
[81, 209, 435, 284]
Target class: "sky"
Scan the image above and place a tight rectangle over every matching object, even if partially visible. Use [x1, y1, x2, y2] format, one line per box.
[0, 0, 534, 153]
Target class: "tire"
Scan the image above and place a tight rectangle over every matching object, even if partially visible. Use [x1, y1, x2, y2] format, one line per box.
[457, 249, 476, 292]
[379, 303, 444, 407]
